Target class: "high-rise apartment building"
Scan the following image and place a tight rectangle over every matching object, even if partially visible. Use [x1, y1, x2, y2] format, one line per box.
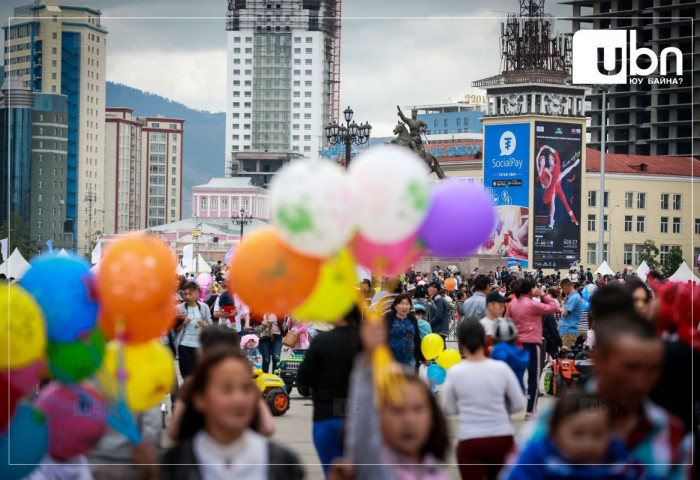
[31, 93, 70, 250]
[224, 0, 336, 175]
[104, 108, 143, 234]
[3, 0, 107, 251]
[566, 0, 698, 157]
[0, 78, 33, 227]
[140, 116, 184, 228]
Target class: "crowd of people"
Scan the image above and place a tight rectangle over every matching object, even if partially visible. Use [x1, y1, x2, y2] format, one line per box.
[19, 257, 697, 480]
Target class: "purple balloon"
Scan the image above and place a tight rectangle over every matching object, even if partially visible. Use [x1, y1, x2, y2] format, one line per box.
[697, 254, 700, 269]
[418, 180, 495, 257]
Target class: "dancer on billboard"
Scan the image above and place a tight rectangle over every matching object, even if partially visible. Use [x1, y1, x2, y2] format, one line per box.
[536, 145, 580, 229]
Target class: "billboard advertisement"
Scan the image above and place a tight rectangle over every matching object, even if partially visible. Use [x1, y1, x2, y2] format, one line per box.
[481, 123, 530, 268]
[533, 122, 583, 269]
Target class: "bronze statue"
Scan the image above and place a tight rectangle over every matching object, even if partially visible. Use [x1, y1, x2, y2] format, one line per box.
[391, 122, 446, 179]
[397, 106, 428, 151]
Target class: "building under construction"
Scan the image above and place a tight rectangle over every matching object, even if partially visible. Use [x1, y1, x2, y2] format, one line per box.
[224, 0, 341, 177]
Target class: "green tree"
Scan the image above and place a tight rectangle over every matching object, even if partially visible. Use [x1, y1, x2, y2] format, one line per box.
[638, 239, 660, 272]
[662, 246, 684, 278]
[0, 213, 37, 260]
[83, 230, 103, 261]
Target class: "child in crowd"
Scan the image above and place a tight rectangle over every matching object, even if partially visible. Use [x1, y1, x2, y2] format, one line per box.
[163, 349, 302, 479]
[506, 391, 645, 479]
[240, 333, 261, 364]
[338, 319, 451, 480]
[489, 318, 530, 393]
[479, 290, 510, 355]
[286, 317, 310, 350]
[413, 304, 433, 339]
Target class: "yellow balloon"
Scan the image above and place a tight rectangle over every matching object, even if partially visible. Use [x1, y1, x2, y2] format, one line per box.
[0, 284, 47, 369]
[420, 333, 444, 361]
[436, 349, 462, 370]
[292, 249, 358, 322]
[103, 339, 174, 412]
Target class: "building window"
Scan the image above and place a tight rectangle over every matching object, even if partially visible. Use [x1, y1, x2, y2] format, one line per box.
[603, 214, 608, 232]
[587, 214, 596, 232]
[695, 219, 700, 235]
[673, 194, 682, 210]
[587, 243, 597, 265]
[37, 207, 42, 215]
[221, 198, 228, 211]
[624, 215, 632, 232]
[637, 216, 645, 232]
[200, 197, 207, 210]
[661, 217, 668, 233]
[603, 191, 609, 208]
[625, 192, 633, 208]
[637, 192, 646, 209]
[211, 197, 217, 211]
[624, 244, 633, 265]
[588, 190, 596, 207]
[660, 193, 669, 210]
[673, 217, 681, 234]
[37, 221, 42, 229]
[660, 245, 670, 265]
[304, 102, 311, 108]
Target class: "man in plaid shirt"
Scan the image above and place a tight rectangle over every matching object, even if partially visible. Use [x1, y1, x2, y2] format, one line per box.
[506, 314, 691, 479]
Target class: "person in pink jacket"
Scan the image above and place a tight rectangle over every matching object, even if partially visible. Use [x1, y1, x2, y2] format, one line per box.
[505, 278, 559, 419]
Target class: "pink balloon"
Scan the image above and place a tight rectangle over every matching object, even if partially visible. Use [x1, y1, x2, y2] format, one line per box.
[1, 360, 45, 395]
[196, 273, 213, 300]
[696, 254, 700, 269]
[350, 233, 425, 277]
[35, 382, 108, 461]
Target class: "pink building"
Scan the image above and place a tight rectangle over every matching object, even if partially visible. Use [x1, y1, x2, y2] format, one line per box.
[192, 177, 270, 220]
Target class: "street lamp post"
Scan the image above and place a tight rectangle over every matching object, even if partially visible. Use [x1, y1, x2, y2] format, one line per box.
[231, 208, 254, 243]
[598, 85, 610, 265]
[324, 106, 372, 169]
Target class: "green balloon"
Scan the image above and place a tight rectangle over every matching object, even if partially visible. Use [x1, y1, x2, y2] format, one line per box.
[48, 329, 106, 382]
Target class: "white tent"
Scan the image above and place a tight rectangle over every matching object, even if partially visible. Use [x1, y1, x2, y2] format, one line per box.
[668, 261, 700, 283]
[0, 248, 30, 279]
[90, 263, 99, 274]
[181, 254, 211, 274]
[636, 260, 650, 282]
[57, 249, 70, 258]
[594, 260, 615, 276]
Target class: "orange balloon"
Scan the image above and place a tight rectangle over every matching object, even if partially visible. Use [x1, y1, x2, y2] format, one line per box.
[445, 278, 457, 291]
[97, 234, 177, 319]
[229, 227, 321, 316]
[99, 299, 176, 344]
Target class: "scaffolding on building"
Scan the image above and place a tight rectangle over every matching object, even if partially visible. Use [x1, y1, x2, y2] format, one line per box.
[473, 0, 571, 88]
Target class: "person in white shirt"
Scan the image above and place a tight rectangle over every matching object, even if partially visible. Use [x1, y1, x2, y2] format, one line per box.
[444, 319, 525, 480]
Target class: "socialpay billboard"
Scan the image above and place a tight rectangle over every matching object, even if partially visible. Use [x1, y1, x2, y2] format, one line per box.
[481, 123, 530, 268]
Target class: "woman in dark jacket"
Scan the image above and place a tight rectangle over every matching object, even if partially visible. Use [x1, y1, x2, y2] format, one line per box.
[385, 293, 424, 370]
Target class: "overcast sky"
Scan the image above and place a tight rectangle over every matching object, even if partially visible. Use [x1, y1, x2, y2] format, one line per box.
[2, 0, 573, 136]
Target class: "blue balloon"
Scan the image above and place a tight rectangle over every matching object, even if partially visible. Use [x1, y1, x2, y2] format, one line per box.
[21, 255, 98, 342]
[224, 247, 235, 266]
[427, 364, 447, 385]
[0, 403, 48, 479]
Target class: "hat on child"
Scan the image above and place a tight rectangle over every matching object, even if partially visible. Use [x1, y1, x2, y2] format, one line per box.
[240, 334, 259, 349]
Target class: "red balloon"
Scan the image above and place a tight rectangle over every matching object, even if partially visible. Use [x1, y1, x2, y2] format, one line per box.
[0, 374, 21, 433]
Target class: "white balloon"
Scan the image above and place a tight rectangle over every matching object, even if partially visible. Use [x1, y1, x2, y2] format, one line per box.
[270, 160, 356, 257]
[348, 145, 431, 243]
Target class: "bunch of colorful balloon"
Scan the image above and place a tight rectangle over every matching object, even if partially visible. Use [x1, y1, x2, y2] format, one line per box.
[228, 146, 495, 398]
[1, 234, 176, 478]
[420, 334, 462, 385]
